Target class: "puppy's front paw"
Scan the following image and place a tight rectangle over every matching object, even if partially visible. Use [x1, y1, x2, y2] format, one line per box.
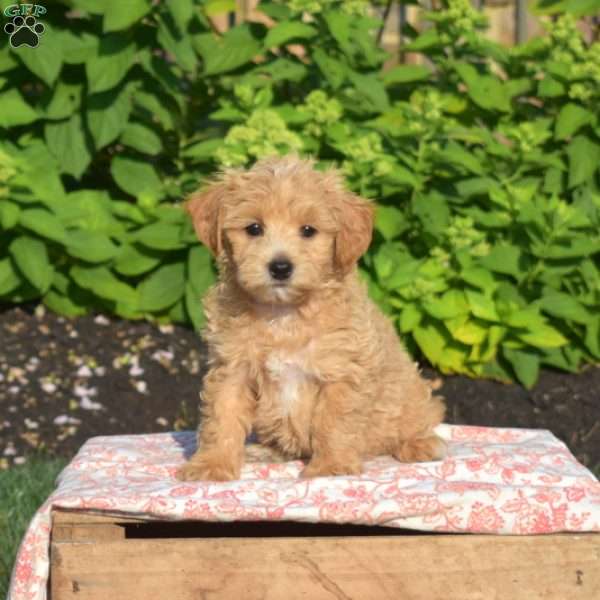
[300, 458, 362, 478]
[175, 455, 240, 482]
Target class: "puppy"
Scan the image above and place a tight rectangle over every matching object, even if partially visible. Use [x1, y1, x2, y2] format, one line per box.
[176, 156, 445, 481]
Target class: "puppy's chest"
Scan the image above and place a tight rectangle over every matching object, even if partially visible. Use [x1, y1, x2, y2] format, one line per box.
[263, 348, 315, 415]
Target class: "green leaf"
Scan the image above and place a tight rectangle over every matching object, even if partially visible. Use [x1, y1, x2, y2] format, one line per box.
[138, 262, 186, 311]
[44, 289, 88, 317]
[111, 201, 147, 224]
[113, 244, 161, 276]
[375, 205, 408, 241]
[86, 35, 136, 94]
[167, 0, 196, 29]
[15, 141, 66, 208]
[538, 76, 565, 98]
[121, 122, 163, 155]
[312, 49, 346, 89]
[66, 230, 120, 263]
[518, 324, 568, 348]
[70, 265, 138, 305]
[9, 235, 53, 292]
[504, 307, 545, 328]
[0, 51, 18, 72]
[453, 62, 510, 112]
[251, 58, 307, 83]
[185, 281, 206, 330]
[322, 10, 353, 54]
[56, 190, 121, 233]
[58, 30, 99, 64]
[383, 65, 431, 85]
[257, 2, 291, 20]
[584, 319, 600, 359]
[555, 103, 594, 140]
[13, 24, 63, 85]
[19, 208, 67, 243]
[87, 85, 133, 150]
[264, 22, 317, 48]
[445, 315, 488, 345]
[532, 0, 600, 16]
[465, 290, 500, 321]
[479, 244, 522, 279]
[187, 245, 214, 295]
[181, 138, 222, 160]
[103, 0, 151, 32]
[347, 72, 389, 113]
[45, 114, 91, 179]
[566, 135, 600, 188]
[502, 347, 539, 389]
[0, 258, 21, 296]
[539, 292, 590, 324]
[204, 0, 236, 16]
[540, 346, 582, 372]
[544, 238, 600, 258]
[382, 166, 419, 189]
[454, 178, 494, 199]
[0, 201, 20, 230]
[111, 156, 164, 199]
[411, 192, 450, 237]
[133, 91, 176, 131]
[460, 266, 497, 291]
[157, 14, 197, 72]
[436, 142, 484, 175]
[0, 89, 38, 127]
[404, 28, 440, 51]
[135, 222, 184, 250]
[413, 321, 447, 365]
[423, 290, 469, 320]
[42, 82, 83, 120]
[70, 0, 106, 14]
[398, 303, 421, 333]
[197, 25, 261, 76]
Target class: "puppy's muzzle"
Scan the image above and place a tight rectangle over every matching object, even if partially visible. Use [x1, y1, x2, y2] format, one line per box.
[268, 257, 294, 281]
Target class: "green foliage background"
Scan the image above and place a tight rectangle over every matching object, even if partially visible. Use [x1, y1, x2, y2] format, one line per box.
[0, 0, 599, 387]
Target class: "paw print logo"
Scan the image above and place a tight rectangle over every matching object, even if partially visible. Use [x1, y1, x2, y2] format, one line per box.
[4, 15, 45, 48]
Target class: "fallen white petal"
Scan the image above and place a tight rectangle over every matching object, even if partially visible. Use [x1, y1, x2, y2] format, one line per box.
[76, 365, 93, 378]
[79, 397, 104, 411]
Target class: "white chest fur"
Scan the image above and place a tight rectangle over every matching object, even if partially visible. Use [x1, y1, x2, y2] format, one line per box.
[265, 352, 309, 415]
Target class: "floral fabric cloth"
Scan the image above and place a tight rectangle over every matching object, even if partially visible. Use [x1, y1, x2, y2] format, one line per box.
[8, 424, 600, 600]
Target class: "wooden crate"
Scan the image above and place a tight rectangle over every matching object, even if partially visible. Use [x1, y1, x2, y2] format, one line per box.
[50, 509, 600, 599]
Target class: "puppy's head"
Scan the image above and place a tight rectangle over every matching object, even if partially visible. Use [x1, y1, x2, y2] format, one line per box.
[186, 156, 373, 305]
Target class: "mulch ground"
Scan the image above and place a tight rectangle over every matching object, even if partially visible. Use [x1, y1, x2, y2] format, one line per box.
[1, 304, 599, 474]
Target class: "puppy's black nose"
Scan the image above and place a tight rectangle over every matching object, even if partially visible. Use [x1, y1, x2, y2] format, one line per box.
[268, 258, 294, 281]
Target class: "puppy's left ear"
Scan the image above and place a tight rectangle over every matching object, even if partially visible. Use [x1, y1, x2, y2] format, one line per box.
[334, 192, 375, 274]
[186, 181, 226, 256]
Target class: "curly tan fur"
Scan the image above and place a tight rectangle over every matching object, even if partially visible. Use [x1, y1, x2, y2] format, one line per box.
[176, 156, 445, 481]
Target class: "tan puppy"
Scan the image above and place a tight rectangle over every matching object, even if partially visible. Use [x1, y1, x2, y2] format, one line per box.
[177, 156, 445, 481]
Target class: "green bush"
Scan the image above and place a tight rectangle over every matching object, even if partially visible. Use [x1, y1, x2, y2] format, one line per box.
[0, 0, 599, 386]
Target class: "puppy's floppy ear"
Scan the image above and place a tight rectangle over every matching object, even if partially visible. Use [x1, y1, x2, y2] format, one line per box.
[186, 181, 226, 256]
[334, 191, 375, 274]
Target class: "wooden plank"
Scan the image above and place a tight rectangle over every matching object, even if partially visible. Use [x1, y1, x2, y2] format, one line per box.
[50, 534, 600, 600]
[51, 510, 147, 542]
[52, 510, 146, 526]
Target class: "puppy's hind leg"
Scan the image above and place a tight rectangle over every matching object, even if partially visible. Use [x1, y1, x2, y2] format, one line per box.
[392, 392, 446, 463]
[392, 380, 446, 463]
[393, 434, 446, 463]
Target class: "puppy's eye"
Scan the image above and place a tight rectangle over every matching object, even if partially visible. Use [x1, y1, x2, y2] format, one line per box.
[245, 223, 263, 237]
[300, 225, 317, 238]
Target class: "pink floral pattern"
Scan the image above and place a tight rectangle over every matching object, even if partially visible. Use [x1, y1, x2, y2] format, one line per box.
[8, 424, 600, 600]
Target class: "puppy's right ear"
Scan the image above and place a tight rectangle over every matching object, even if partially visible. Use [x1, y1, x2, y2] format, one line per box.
[186, 182, 225, 256]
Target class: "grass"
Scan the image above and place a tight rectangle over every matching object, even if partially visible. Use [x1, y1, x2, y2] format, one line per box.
[0, 458, 67, 598]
